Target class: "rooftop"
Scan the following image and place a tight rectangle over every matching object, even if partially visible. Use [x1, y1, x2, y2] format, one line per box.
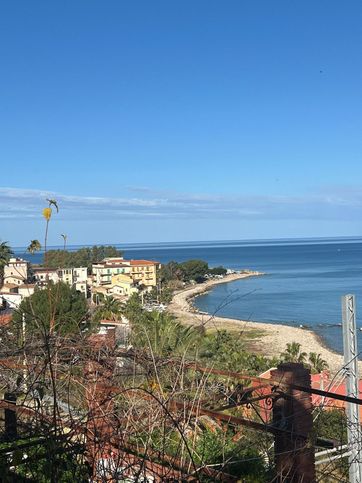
[8, 258, 27, 264]
[130, 260, 159, 266]
[32, 267, 58, 273]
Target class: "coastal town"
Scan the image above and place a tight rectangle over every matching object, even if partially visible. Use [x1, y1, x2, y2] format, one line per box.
[0, 245, 360, 480]
[0, 255, 161, 310]
[1, 0, 360, 479]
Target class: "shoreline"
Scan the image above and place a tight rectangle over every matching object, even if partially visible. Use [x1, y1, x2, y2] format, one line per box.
[167, 272, 351, 375]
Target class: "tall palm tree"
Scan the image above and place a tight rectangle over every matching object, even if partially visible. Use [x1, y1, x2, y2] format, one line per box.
[0, 241, 13, 285]
[281, 342, 307, 364]
[27, 239, 42, 255]
[60, 234, 67, 251]
[308, 352, 328, 374]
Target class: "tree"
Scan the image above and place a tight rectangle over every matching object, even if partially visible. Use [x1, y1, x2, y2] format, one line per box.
[308, 352, 328, 374]
[280, 342, 307, 364]
[180, 259, 209, 283]
[123, 293, 143, 322]
[158, 261, 185, 284]
[0, 241, 13, 285]
[27, 239, 42, 255]
[93, 296, 123, 324]
[45, 245, 124, 273]
[144, 286, 173, 304]
[199, 330, 276, 374]
[131, 311, 201, 357]
[208, 266, 227, 276]
[12, 282, 88, 337]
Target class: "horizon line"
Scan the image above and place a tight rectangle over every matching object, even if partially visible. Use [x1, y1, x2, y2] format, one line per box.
[11, 235, 362, 251]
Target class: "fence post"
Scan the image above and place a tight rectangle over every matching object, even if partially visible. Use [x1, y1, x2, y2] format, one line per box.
[4, 392, 17, 440]
[271, 363, 315, 482]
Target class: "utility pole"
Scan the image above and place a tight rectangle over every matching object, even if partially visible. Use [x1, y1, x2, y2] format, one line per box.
[342, 294, 362, 483]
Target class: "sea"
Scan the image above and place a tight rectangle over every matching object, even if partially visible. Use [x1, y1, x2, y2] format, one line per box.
[13, 237, 362, 354]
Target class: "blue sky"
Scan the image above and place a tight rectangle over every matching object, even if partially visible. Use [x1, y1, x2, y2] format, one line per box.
[1, 1, 362, 246]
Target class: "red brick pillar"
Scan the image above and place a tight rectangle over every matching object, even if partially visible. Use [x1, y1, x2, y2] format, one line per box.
[85, 359, 115, 482]
[271, 363, 315, 482]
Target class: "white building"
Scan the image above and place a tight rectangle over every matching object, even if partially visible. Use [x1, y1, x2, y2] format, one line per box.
[18, 284, 36, 298]
[32, 268, 59, 284]
[3, 275, 25, 286]
[4, 258, 28, 282]
[92, 260, 131, 286]
[0, 292, 22, 309]
[32, 266, 88, 297]
[57, 267, 88, 296]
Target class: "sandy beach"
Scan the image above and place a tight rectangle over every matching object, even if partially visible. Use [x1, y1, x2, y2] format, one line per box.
[168, 272, 351, 375]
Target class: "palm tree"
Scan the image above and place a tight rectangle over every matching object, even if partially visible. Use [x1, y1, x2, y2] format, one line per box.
[308, 352, 328, 374]
[93, 296, 123, 323]
[60, 234, 67, 251]
[0, 241, 13, 285]
[42, 198, 59, 269]
[281, 342, 307, 364]
[27, 240, 42, 255]
[132, 311, 201, 357]
[46, 198, 59, 213]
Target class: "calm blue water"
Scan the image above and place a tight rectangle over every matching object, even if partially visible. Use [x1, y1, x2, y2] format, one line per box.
[14, 237, 362, 353]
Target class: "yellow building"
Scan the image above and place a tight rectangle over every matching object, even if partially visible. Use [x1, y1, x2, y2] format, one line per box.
[92, 258, 160, 289]
[128, 260, 160, 288]
[110, 273, 139, 296]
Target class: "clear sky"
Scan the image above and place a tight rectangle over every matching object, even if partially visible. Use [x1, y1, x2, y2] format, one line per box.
[1, 1, 362, 246]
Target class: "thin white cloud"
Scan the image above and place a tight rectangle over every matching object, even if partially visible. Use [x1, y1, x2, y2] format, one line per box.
[0, 186, 362, 222]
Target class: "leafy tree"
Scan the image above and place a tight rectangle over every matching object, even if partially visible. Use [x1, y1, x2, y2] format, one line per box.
[158, 261, 185, 284]
[144, 286, 173, 304]
[180, 259, 209, 282]
[12, 282, 88, 337]
[0, 241, 13, 286]
[313, 408, 348, 480]
[45, 245, 124, 273]
[199, 330, 276, 375]
[314, 408, 347, 444]
[208, 266, 227, 276]
[280, 342, 307, 364]
[27, 239, 42, 255]
[159, 259, 227, 285]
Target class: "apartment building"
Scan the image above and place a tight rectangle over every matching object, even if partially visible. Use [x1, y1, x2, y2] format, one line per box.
[57, 267, 88, 296]
[33, 266, 88, 296]
[92, 257, 160, 289]
[92, 259, 131, 286]
[32, 268, 59, 284]
[128, 260, 160, 288]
